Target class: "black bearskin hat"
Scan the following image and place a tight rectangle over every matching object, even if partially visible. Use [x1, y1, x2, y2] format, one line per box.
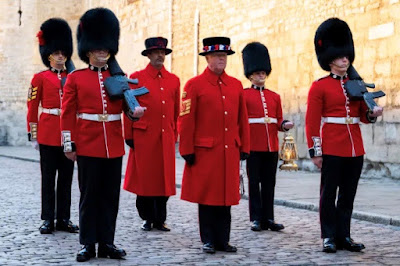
[77, 8, 120, 64]
[314, 17, 355, 71]
[37, 18, 73, 67]
[242, 42, 272, 79]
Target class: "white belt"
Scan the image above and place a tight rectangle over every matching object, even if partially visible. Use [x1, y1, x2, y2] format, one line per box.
[322, 117, 360, 124]
[249, 117, 278, 124]
[42, 108, 61, 116]
[78, 113, 121, 122]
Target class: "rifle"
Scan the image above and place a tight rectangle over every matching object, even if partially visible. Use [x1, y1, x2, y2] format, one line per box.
[104, 57, 149, 120]
[344, 65, 385, 110]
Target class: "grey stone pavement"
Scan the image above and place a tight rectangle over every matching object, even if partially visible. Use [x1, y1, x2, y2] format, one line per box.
[0, 146, 400, 265]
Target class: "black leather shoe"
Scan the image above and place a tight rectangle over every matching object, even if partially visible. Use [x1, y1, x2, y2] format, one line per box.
[202, 243, 215, 254]
[263, 220, 285, 231]
[56, 219, 79, 233]
[322, 238, 337, 253]
[154, 223, 171, 231]
[39, 220, 54, 234]
[98, 244, 126, 259]
[251, 220, 261, 231]
[216, 243, 237, 252]
[336, 237, 365, 252]
[76, 245, 96, 262]
[141, 220, 152, 231]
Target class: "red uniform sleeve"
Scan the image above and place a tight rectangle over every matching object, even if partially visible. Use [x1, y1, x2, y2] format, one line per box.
[238, 84, 250, 154]
[174, 78, 181, 143]
[305, 81, 323, 157]
[60, 73, 77, 151]
[276, 95, 286, 132]
[178, 80, 197, 156]
[26, 73, 43, 140]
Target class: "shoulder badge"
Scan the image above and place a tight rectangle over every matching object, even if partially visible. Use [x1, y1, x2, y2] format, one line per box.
[27, 85, 38, 101]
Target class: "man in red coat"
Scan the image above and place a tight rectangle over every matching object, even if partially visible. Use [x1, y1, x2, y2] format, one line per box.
[241, 42, 294, 232]
[27, 18, 78, 235]
[306, 18, 383, 253]
[123, 37, 180, 232]
[179, 37, 250, 254]
[61, 8, 144, 262]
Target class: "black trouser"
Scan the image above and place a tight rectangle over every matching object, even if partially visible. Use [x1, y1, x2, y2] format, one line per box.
[198, 204, 231, 247]
[39, 144, 74, 221]
[246, 151, 279, 224]
[77, 156, 122, 245]
[320, 155, 363, 239]
[136, 195, 169, 225]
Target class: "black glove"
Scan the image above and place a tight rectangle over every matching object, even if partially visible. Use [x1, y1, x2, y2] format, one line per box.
[125, 139, 134, 149]
[240, 152, 250, 161]
[182, 154, 195, 165]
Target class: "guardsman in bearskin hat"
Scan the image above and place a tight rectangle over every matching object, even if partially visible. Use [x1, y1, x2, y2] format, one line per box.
[306, 18, 383, 253]
[123, 37, 180, 232]
[179, 37, 250, 254]
[60, 8, 145, 262]
[241, 42, 294, 232]
[27, 18, 79, 235]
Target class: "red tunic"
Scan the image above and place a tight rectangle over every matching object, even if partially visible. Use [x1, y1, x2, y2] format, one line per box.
[306, 74, 373, 158]
[27, 69, 66, 146]
[243, 86, 286, 152]
[123, 64, 180, 196]
[178, 67, 250, 206]
[61, 67, 125, 158]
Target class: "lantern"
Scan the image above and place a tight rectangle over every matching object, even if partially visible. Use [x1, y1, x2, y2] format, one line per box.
[279, 132, 298, 171]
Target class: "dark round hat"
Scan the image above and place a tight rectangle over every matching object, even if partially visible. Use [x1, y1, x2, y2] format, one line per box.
[141, 37, 172, 56]
[77, 8, 120, 64]
[314, 17, 355, 71]
[199, 36, 235, 56]
[242, 42, 271, 78]
[37, 18, 73, 67]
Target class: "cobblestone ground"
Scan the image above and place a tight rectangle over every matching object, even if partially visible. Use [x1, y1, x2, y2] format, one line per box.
[0, 156, 400, 265]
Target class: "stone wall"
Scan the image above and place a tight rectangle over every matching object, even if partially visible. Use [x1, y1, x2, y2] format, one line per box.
[1, 0, 400, 177]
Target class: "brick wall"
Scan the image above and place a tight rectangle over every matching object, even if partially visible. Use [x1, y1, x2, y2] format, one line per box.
[1, 0, 399, 177]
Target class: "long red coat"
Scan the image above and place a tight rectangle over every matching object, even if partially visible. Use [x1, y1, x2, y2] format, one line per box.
[27, 69, 66, 146]
[306, 74, 374, 158]
[243, 86, 286, 152]
[179, 67, 250, 206]
[61, 67, 125, 158]
[123, 64, 180, 196]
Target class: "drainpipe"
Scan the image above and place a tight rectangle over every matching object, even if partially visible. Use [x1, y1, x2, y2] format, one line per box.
[194, 9, 199, 76]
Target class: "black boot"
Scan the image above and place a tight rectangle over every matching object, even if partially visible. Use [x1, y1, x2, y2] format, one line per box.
[251, 220, 261, 231]
[76, 244, 96, 262]
[98, 244, 126, 259]
[263, 219, 285, 231]
[56, 219, 79, 233]
[336, 237, 365, 252]
[322, 238, 337, 253]
[141, 220, 152, 231]
[154, 222, 171, 231]
[216, 243, 237, 252]
[39, 220, 54, 234]
[202, 243, 215, 254]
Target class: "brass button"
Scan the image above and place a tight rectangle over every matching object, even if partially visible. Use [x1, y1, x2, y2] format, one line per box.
[225, 145, 228, 149]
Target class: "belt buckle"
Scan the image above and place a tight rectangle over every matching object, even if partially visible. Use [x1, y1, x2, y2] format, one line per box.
[57, 109, 61, 115]
[345, 117, 353, 124]
[264, 117, 271, 124]
[98, 114, 109, 122]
